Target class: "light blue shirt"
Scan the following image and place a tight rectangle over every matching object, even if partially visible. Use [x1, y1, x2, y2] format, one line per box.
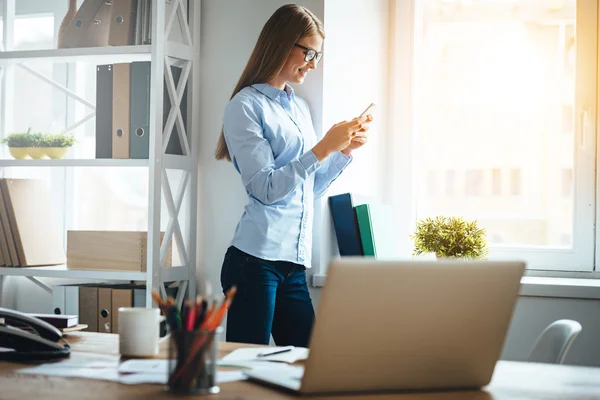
[223, 83, 352, 268]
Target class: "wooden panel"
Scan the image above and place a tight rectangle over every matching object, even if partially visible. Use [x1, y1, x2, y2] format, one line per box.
[1, 178, 66, 266]
[67, 231, 171, 271]
[2, 332, 600, 399]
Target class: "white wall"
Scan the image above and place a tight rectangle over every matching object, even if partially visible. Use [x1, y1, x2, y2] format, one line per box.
[502, 295, 600, 367]
[315, 0, 391, 277]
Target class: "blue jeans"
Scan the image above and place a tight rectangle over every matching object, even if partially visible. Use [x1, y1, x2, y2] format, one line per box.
[220, 246, 315, 347]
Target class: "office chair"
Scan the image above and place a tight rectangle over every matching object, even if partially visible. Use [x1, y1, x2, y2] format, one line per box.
[528, 319, 582, 364]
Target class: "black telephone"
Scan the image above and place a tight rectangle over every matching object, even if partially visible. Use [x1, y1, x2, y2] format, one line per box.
[0, 307, 70, 361]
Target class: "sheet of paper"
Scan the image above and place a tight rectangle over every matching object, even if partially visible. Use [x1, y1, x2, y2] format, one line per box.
[221, 346, 309, 363]
[118, 359, 169, 375]
[42, 353, 120, 369]
[119, 370, 247, 385]
[18, 365, 121, 382]
[18, 355, 279, 387]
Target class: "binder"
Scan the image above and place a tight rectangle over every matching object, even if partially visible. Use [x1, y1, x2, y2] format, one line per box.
[0, 180, 18, 266]
[355, 203, 399, 260]
[134, 0, 145, 45]
[0, 210, 8, 266]
[144, 0, 152, 45]
[1, 179, 66, 267]
[53, 285, 79, 315]
[355, 204, 376, 257]
[108, 0, 137, 46]
[79, 286, 98, 332]
[95, 64, 113, 159]
[130, 61, 151, 159]
[112, 63, 131, 159]
[164, 65, 189, 155]
[328, 193, 365, 256]
[111, 288, 133, 334]
[98, 287, 112, 333]
[59, 0, 112, 49]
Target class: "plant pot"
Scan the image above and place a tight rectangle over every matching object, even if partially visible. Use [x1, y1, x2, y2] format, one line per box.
[27, 147, 47, 159]
[8, 147, 30, 159]
[44, 147, 69, 159]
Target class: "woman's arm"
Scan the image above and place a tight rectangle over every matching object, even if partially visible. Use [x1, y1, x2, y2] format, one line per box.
[224, 99, 321, 205]
[314, 151, 352, 199]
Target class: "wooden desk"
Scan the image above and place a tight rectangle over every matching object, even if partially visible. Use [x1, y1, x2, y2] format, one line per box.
[1, 332, 600, 399]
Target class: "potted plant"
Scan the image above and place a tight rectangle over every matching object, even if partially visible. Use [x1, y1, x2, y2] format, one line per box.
[40, 134, 76, 159]
[0, 130, 42, 159]
[411, 215, 488, 260]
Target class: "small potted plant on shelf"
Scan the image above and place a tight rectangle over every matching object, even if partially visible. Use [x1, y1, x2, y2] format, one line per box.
[0, 130, 42, 159]
[411, 215, 488, 260]
[40, 134, 76, 159]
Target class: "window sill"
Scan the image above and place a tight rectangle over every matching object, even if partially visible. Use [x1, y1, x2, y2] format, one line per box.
[312, 275, 600, 300]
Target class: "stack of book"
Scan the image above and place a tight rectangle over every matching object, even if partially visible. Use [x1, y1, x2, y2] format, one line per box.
[95, 62, 189, 160]
[0, 179, 66, 267]
[328, 193, 399, 259]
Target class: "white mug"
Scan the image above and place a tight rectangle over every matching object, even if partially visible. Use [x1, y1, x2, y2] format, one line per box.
[118, 307, 168, 357]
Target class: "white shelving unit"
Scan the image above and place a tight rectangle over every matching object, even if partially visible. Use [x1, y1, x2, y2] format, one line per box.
[0, 0, 199, 309]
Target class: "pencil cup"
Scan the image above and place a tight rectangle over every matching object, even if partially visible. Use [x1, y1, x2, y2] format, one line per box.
[166, 327, 223, 395]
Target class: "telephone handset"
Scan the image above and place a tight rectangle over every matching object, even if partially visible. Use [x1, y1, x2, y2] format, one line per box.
[0, 307, 70, 361]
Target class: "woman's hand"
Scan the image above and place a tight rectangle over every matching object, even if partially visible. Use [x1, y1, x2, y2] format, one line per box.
[312, 116, 368, 162]
[341, 115, 373, 156]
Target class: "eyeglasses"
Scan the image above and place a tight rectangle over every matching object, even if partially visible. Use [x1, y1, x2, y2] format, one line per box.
[294, 44, 323, 63]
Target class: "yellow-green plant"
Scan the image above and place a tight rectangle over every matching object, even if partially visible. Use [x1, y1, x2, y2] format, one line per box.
[411, 216, 488, 259]
[39, 134, 76, 148]
[1, 130, 42, 147]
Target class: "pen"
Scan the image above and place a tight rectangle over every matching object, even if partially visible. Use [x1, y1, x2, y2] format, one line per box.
[258, 346, 294, 357]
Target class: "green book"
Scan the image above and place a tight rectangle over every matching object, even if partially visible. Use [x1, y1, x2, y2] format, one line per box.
[355, 204, 376, 257]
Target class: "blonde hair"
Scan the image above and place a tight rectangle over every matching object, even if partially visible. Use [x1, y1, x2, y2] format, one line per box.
[215, 4, 325, 161]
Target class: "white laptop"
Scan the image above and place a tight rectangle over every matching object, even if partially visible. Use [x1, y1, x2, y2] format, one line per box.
[244, 258, 525, 395]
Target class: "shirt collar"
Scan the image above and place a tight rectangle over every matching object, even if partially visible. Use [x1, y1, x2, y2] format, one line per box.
[253, 83, 295, 102]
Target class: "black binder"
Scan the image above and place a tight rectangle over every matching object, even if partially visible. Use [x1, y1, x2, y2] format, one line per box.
[95, 65, 113, 159]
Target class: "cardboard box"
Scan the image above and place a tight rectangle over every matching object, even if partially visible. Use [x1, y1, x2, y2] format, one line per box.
[66, 231, 172, 271]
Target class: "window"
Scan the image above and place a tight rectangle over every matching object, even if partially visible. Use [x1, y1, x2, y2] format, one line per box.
[509, 169, 521, 196]
[445, 169, 456, 196]
[491, 168, 502, 196]
[426, 170, 437, 197]
[465, 169, 484, 197]
[562, 104, 574, 135]
[562, 168, 573, 198]
[400, 0, 597, 271]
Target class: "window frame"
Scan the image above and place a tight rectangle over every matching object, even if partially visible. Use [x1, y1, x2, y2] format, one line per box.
[390, 0, 599, 274]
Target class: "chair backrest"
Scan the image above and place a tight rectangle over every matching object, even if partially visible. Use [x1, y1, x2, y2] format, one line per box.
[528, 319, 582, 364]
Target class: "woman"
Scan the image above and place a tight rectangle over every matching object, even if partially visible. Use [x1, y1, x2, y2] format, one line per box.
[216, 4, 372, 347]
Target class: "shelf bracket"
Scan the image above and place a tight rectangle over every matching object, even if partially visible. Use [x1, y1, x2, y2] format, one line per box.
[161, 170, 190, 267]
[166, 0, 193, 47]
[17, 63, 96, 110]
[26, 276, 52, 294]
[160, 282, 167, 299]
[175, 280, 188, 310]
[162, 57, 191, 156]
[61, 111, 96, 135]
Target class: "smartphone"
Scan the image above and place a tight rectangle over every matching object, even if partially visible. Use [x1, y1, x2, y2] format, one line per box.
[359, 102, 375, 118]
